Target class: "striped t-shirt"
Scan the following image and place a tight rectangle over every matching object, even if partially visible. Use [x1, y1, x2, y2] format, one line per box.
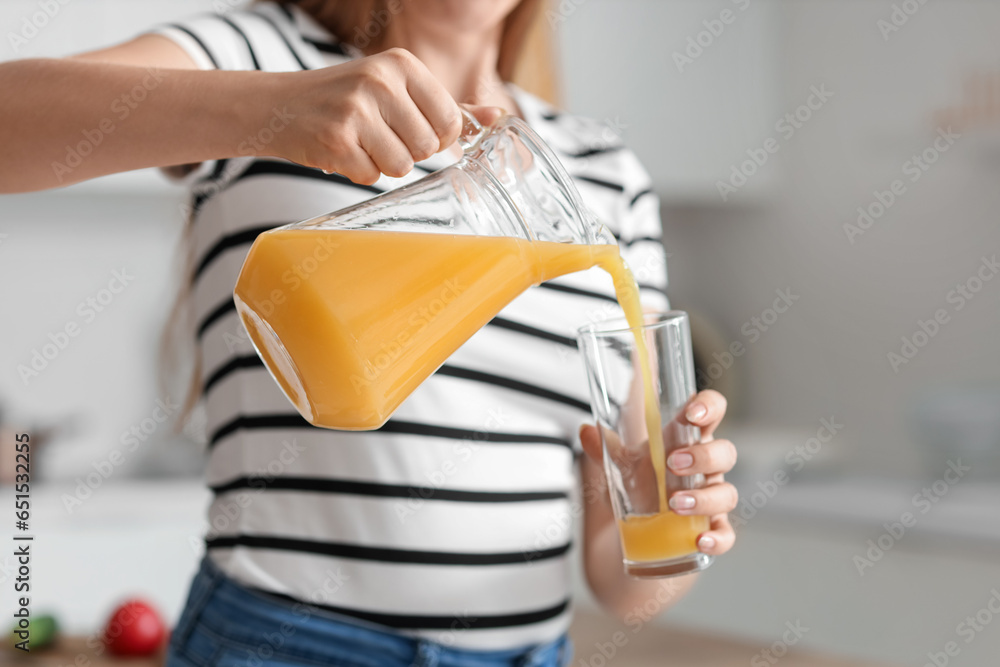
[157, 2, 668, 651]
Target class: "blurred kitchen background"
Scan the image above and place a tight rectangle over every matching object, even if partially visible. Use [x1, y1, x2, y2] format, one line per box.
[2, 1, 999, 665]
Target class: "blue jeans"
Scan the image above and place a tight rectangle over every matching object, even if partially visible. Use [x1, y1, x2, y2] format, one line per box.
[167, 558, 572, 667]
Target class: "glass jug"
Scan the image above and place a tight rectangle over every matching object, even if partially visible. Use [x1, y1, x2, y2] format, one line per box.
[234, 111, 616, 430]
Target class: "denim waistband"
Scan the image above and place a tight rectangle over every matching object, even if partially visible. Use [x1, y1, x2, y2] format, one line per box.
[170, 557, 571, 667]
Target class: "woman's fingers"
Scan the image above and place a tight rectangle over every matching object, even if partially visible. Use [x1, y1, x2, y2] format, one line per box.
[680, 389, 727, 441]
[582, 422, 740, 556]
[463, 103, 506, 127]
[666, 438, 737, 476]
[579, 424, 602, 462]
[389, 48, 463, 148]
[284, 48, 508, 181]
[584, 424, 737, 485]
[359, 121, 414, 178]
[361, 53, 506, 174]
[579, 423, 660, 508]
[579, 423, 649, 475]
[668, 481, 738, 516]
[696, 513, 736, 555]
[379, 98, 442, 164]
[579, 423, 644, 477]
[335, 141, 381, 186]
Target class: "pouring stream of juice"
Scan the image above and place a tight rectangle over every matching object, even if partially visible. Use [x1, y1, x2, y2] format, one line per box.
[236, 229, 702, 558]
[589, 254, 669, 513]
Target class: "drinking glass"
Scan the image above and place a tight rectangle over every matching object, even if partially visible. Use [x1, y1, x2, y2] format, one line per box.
[577, 311, 713, 578]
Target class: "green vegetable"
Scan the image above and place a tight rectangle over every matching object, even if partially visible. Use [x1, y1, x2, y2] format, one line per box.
[10, 614, 59, 650]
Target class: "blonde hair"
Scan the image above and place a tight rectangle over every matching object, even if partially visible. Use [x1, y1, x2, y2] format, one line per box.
[162, 0, 559, 434]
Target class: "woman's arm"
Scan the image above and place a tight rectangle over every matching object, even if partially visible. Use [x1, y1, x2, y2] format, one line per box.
[580, 389, 738, 619]
[0, 36, 497, 194]
[1, 44, 266, 192]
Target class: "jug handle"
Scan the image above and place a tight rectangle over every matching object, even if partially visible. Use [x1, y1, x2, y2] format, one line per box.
[457, 108, 487, 153]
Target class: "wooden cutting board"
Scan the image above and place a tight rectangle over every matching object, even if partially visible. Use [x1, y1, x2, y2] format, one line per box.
[2, 638, 165, 667]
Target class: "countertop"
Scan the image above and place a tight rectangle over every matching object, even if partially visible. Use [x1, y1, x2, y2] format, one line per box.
[568, 610, 899, 667]
[5, 614, 897, 667]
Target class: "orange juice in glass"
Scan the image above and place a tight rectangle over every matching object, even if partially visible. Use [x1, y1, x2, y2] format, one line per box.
[578, 312, 712, 578]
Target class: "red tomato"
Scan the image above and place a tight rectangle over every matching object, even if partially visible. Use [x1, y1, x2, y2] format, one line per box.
[102, 599, 166, 656]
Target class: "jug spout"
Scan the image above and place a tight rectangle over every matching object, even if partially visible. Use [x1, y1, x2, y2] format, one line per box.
[593, 222, 618, 246]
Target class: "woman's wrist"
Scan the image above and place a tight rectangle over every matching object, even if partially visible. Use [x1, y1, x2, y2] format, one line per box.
[193, 70, 294, 162]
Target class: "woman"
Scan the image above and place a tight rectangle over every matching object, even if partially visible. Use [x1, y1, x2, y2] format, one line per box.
[0, 1, 739, 664]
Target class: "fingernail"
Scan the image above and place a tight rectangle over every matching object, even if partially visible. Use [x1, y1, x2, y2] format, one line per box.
[669, 494, 695, 511]
[698, 535, 716, 551]
[667, 452, 694, 471]
[687, 403, 707, 422]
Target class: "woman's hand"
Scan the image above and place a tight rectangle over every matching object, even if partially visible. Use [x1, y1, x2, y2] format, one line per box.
[0, 42, 504, 193]
[271, 48, 504, 184]
[579, 388, 739, 557]
[662, 389, 738, 555]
